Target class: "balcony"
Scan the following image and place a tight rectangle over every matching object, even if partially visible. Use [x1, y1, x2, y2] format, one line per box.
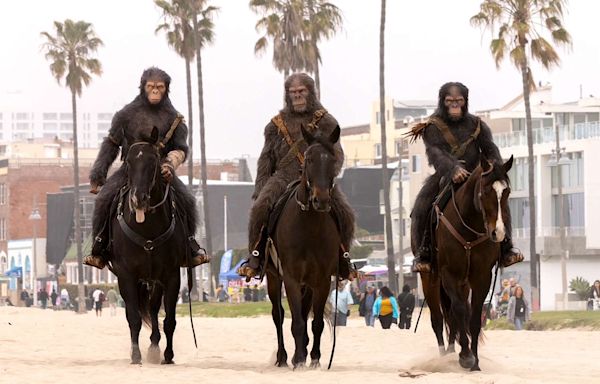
[493, 121, 600, 148]
[513, 226, 585, 239]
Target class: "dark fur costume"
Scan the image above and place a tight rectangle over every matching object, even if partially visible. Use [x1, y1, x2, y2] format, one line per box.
[90, 67, 197, 248]
[410, 82, 509, 255]
[249, 73, 354, 252]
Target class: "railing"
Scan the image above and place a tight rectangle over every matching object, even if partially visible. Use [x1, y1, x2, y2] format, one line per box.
[513, 226, 586, 239]
[493, 121, 600, 148]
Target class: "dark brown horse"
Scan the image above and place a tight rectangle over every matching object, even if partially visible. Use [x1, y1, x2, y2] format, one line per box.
[110, 127, 186, 364]
[420, 156, 513, 371]
[266, 125, 341, 369]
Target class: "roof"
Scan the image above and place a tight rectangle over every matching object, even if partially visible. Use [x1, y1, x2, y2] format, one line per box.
[393, 100, 437, 108]
[341, 124, 370, 136]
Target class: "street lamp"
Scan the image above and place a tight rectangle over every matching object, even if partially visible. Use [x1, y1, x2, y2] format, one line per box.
[547, 123, 572, 310]
[29, 207, 42, 307]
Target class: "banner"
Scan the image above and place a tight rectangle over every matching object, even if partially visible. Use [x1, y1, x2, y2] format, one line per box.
[219, 250, 233, 286]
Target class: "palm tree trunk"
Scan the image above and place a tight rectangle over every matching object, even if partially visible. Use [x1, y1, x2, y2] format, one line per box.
[379, 0, 397, 294]
[521, 58, 537, 306]
[307, 0, 320, 98]
[314, 55, 320, 99]
[193, 15, 213, 297]
[71, 90, 85, 313]
[185, 58, 194, 189]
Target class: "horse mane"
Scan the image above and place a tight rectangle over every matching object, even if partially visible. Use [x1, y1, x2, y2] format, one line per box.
[307, 130, 335, 155]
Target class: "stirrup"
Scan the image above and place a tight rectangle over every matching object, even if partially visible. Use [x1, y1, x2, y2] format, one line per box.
[412, 259, 431, 273]
[500, 248, 524, 268]
[83, 255, 106, 270]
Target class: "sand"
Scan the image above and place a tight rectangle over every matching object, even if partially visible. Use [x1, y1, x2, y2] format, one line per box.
[1, 306, 599, 384]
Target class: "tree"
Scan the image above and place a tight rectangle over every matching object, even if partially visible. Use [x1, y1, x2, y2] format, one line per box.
[41, 19, 103, 313]
[250, 0, 310, 78]
[190, 0, 219, 294]
[305, 0, 342, 97]
[155, 0, 197, 190]
[378, 0, 397, 294]
[471, 0, 571, 304]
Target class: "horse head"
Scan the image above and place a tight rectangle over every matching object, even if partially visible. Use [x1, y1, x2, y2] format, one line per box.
[476, 155, 513, 242]
[124, 126, 161, 223]
[300, 124, 340, 212]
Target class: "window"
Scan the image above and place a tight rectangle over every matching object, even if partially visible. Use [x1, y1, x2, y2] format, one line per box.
[59, 113, 73, 120]
[395, 141, 402, 155]
[0, 218, 6, 241]
[97, 122, 110, 132]
[508, 198, 530, 229]
[43, 113, 57, 120]
[97, 113, 113, 121]
[507, 157, 537, 191]
[60, 123, 73, 131]
[0, 184, 6, 205]
[411, 155, 421, 173]
[16, 122, 30, 130]
[552, 193, 585, 228]
[374, 143, 382, 159]
[551, 152, 584, 188]
[0, 145, 6, 156]
[376, 112, 380, 125]
[43, 123, 58, 131]
[15, 112, 29, 120]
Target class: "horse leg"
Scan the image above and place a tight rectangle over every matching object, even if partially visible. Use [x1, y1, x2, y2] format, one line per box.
[441, 268, 474, 369]
[421, 272, 446, 355]
[147, 284, 164, 364]
[285, 279, 307, 369]
[301, 287, 313, 360]
[309, 282, 329, 369]
[468, 272, 492, 371]
[119, 278, 142, 364]
[161, 276, 180, 364]
[267, 271, 287, 367]
[440, 286, 456, 354]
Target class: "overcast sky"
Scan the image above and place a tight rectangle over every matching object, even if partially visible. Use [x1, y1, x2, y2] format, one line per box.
[2, 0, 599, 159]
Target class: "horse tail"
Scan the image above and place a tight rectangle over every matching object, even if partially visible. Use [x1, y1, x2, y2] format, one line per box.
[137, 281, 154, 328]
[323, 299, 333, 332]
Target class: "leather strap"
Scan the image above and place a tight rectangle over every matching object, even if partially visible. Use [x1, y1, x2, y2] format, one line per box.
[435, 204, 489, 251]
[271, 109, 328, 166]
[159, 113, 183, 149]
[430, 116, 481, 158]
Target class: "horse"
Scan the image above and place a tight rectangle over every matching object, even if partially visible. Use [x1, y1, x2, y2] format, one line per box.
[420, 155, 513, 371]
[109, 126, 187, 365]
[266, 125, 342, 369]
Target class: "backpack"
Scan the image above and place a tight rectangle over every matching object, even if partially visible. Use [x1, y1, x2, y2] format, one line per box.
[99, 292, 106, 302]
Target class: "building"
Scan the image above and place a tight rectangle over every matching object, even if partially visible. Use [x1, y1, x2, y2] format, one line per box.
[0, 110, 113, 148]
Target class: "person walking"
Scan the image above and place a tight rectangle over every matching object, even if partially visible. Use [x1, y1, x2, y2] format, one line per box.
[106, 288, 118, 316]
[507, 285, 530, 330]
[50, 289, 58, 309]
[92, 288, 105, 317]
[372, 286, 399, 329]
[359, 285, 377, 327]
[329, 281, 354, 326]
[397, 284, 416, 330]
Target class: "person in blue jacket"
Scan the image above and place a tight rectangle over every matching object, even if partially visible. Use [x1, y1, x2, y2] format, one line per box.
[372, 286, 399, 329]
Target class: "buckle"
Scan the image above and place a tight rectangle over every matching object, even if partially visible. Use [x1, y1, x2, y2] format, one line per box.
[144, 241, 154, 251]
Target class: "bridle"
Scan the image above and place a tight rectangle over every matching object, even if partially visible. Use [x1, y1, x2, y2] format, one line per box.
[294, 144, 334, 212]
[126, 142, 170, 211]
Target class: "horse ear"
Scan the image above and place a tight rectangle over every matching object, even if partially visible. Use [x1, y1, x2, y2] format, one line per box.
[329, 125, 341, 144]
[301, 124, 314, 145]
[503, 155, 514, 173]
[150, 126, 159, 144]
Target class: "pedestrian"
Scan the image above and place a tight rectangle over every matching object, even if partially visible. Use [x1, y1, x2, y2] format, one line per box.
[92, 288, 105, 317]
[106, 287, 118, 316]
[243, 285, 252, 302]
[251, 285, 259, 302]
[397, 284, 416, 330]
[507, 285, 530, 330]
[329, 281, 354, 326]
[590, 280, 600, 311]
[39, 289, 49, 309]
[372, 286, 399, 329]
[20, 290, 30, 307]
[50, 289, 58, 309]
[60, 288, 70, 310]
[216, 284, 229, 303]
[359, 285, 377, 327]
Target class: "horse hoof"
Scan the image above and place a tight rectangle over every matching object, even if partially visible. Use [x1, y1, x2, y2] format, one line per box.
[459, 354, 476, 369]
[130, 360, 142, 365]
[470, 365, 481, 372]
[293, 362, 306, 370]
[446, 345, 455, 354]
[147, 345, 161, 364]
[161, 360, 175, 365]
[275, 360, 288, 368]
[309, 360, 321, 369]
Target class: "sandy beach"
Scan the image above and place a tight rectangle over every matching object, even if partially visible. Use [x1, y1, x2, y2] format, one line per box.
[1, 306, 599, 384]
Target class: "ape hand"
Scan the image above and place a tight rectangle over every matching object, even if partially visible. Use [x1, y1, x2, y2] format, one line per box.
[161, 162, 175, 182]
[452, 166, 470, 183]
[89, 182, 101, 195]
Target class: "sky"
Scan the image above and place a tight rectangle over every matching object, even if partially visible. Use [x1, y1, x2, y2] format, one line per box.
[2, 0, 599, 160]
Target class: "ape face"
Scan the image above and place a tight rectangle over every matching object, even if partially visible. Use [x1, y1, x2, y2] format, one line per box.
[145, 79, 166, 105]
[288, 78, 310, 113]
[444, 85, 465, 121]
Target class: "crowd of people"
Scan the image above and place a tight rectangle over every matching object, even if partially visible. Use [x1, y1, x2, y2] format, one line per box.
[215, 284, 267, 303]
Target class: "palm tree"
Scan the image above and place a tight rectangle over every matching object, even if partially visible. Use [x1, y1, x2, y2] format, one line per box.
[190, 0, 219, 294]
[471, 0, 571, 300]
[250, 0, 310, 78]
[41, 19, 103, 313]
[305, 0, 342, 98]
[155, 0, 196, 190]
[378, 0, 397, 294]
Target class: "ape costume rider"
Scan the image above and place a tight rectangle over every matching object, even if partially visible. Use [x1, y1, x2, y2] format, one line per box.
[238, 73, 356, 281]
[408, 82, 523, 273]
[83, 67, 208, 270]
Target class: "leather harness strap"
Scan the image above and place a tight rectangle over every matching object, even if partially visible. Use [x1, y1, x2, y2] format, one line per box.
[430, 116, 481, 158]
[159, 113, 184, 149]
[271, 109, 328, 166]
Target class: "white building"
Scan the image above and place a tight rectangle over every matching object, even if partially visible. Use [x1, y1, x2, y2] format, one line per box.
[0, 110, 113, 148]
